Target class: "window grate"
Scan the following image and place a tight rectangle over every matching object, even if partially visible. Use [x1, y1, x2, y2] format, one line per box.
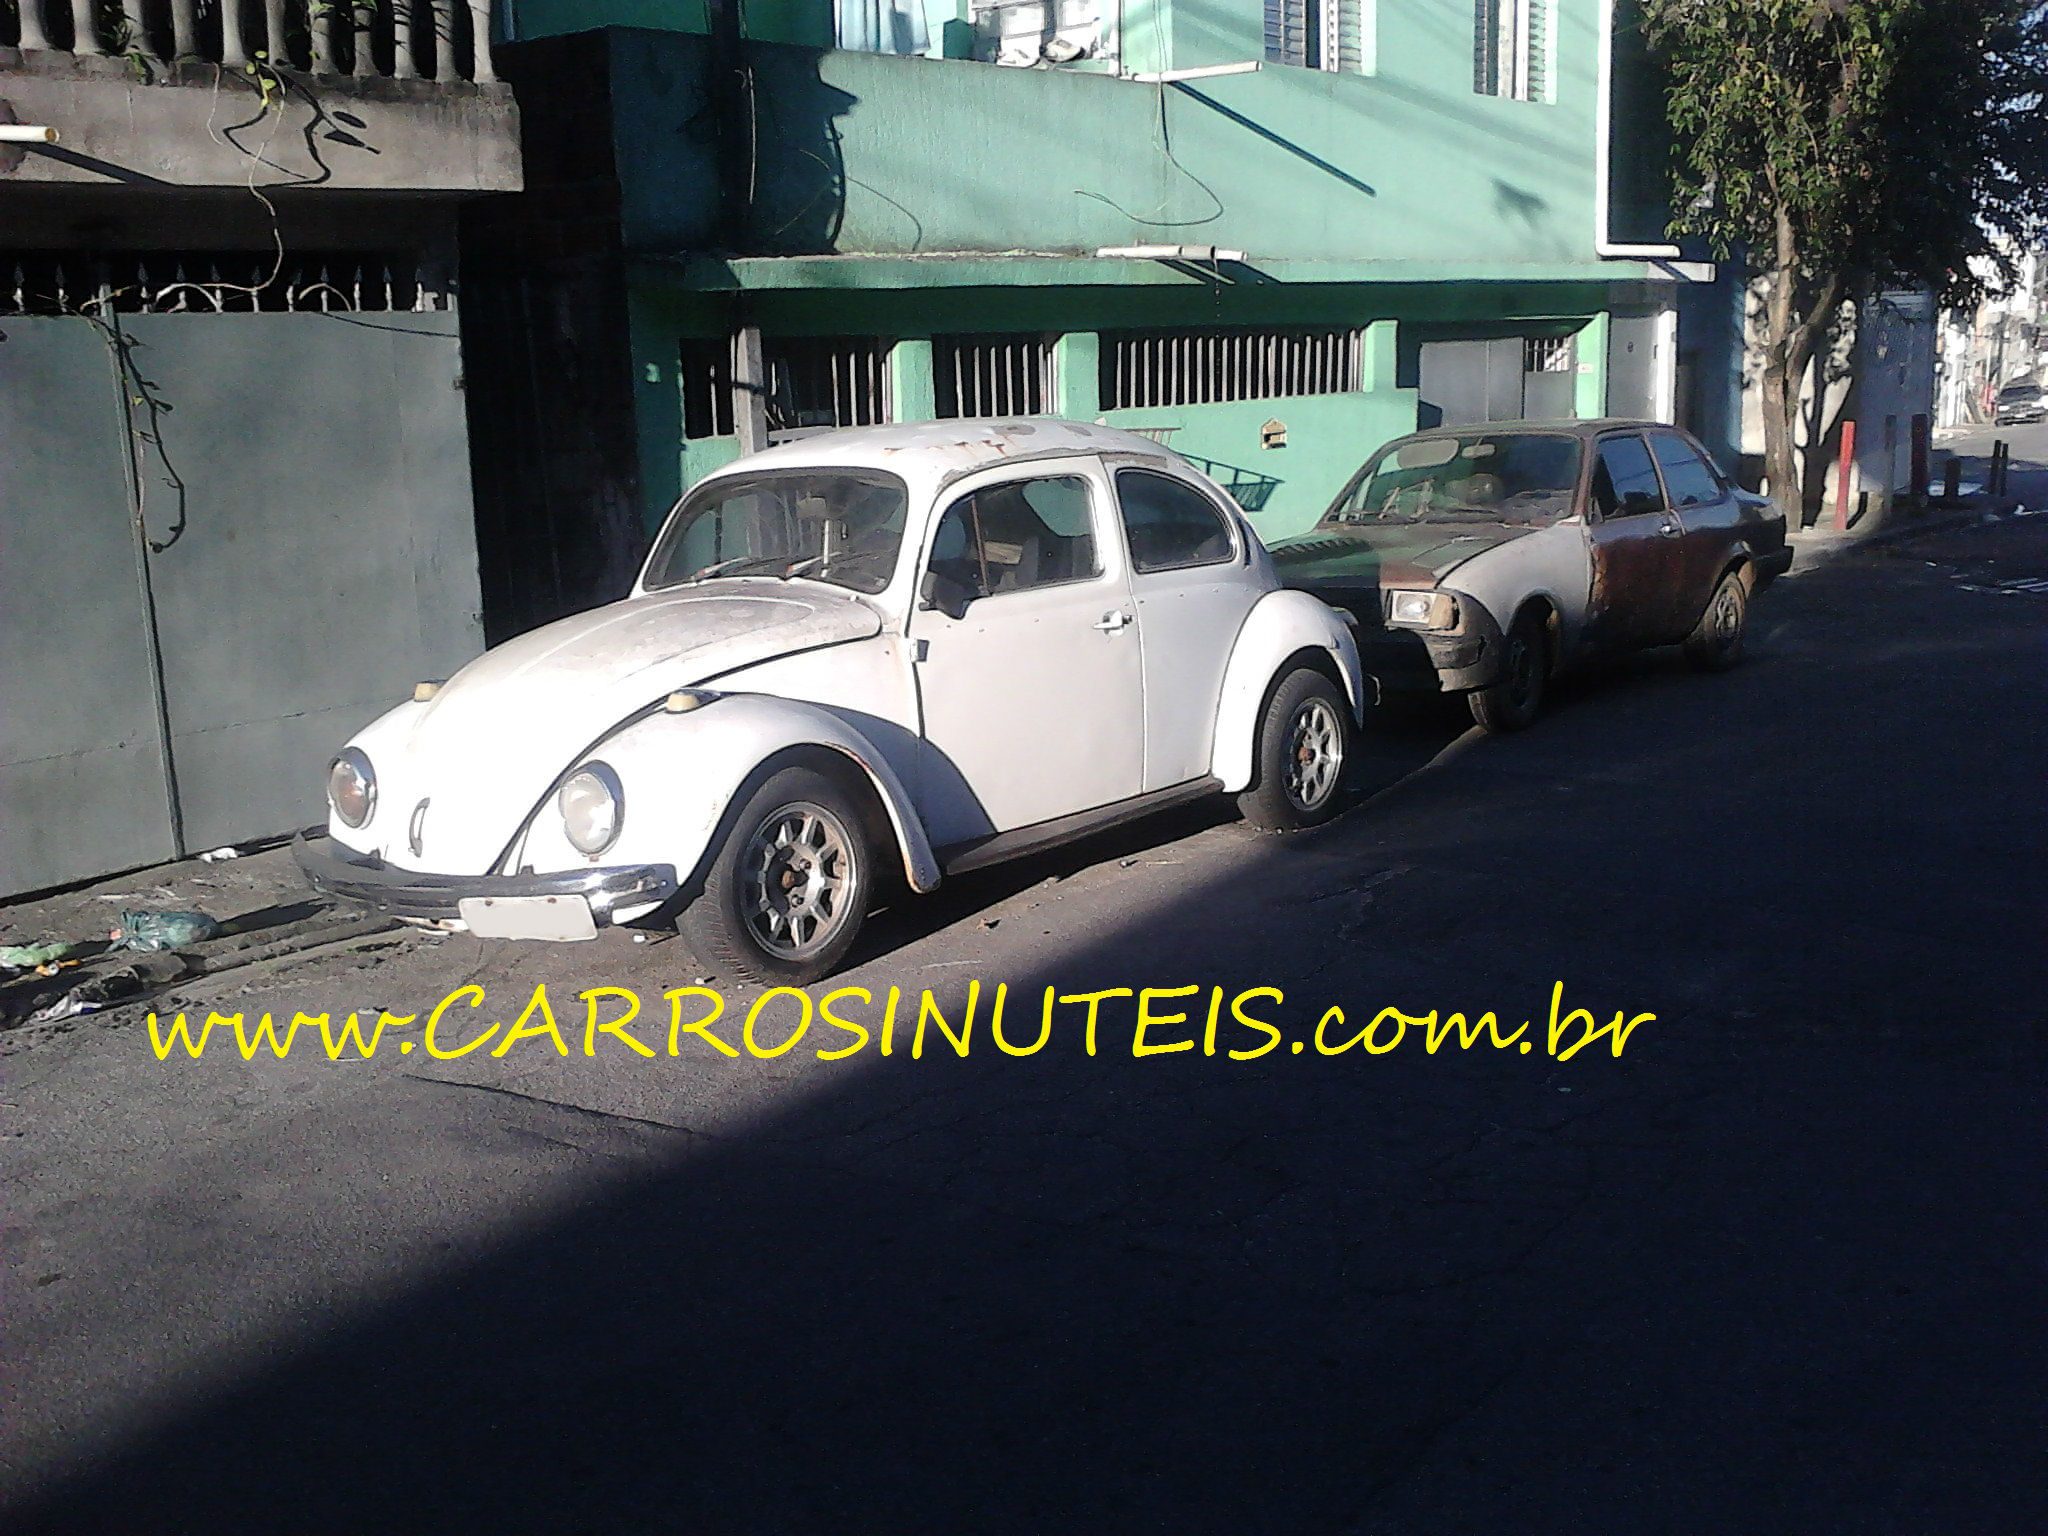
[1524, 336, 1575, 374]
[934, 334, 1056, 419]
[1, 251, 446, 316]
[764, 336, 892, 440]
[1101, 328, 1365, 411]
[680, 336, 737, 440]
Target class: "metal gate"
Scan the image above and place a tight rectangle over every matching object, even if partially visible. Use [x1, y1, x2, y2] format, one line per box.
[0, 309, 483, 896]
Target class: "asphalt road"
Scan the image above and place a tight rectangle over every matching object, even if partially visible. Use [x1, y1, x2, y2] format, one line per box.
[5, 506, 2046, 1533]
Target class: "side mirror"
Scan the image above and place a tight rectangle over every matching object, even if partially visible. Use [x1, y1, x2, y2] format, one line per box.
[1620, 489, 1663, 517]
[919, 569, 974, 621]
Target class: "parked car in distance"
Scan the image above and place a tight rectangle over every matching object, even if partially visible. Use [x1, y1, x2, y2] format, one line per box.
[296, 421, 1366, 982]
[1993, 380, 2046, 425]
[1270, 420, 1792, 732]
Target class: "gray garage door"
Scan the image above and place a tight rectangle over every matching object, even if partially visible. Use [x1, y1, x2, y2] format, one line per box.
[0, 308, 483, 896]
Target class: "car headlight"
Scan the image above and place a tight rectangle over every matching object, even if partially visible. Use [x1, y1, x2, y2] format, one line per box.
[1386, 589, 1459, 632]
[327, 748, 377, 828]
[558, 762, 624, 856]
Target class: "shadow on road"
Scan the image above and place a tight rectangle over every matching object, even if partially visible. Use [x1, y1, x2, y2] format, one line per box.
[7, 553, 2047, 1533]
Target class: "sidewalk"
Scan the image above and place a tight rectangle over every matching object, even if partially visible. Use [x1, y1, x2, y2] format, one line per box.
[0, 842, 415, 1045]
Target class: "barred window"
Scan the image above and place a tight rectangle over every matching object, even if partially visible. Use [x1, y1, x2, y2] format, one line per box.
[1524, 336, 1575, 374]
[934, 334, 1056, 418]
[764, 336, 891, 440]
[680, 336, 736, 440]
[1101, 329, 1365, 411]
[1475, 0, 1550, 102]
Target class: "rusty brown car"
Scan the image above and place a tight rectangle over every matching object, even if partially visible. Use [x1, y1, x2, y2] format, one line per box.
[1270, 420, 1793, 732]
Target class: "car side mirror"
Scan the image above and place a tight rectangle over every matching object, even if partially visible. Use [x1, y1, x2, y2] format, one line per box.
[919, 569, 974, 621]
[1620, 490, 1662, 517]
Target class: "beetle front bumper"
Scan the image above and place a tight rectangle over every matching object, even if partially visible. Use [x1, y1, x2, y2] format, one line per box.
[292, 835, 679, 929]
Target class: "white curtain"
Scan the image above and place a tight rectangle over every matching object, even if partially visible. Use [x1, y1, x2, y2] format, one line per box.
[835, 0, 932, 56]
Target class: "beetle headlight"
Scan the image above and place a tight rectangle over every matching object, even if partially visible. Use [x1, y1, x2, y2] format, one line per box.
[1386, 589, 1459, 632]
[327, 748, 377, 828]
[559, 763, 624, 856]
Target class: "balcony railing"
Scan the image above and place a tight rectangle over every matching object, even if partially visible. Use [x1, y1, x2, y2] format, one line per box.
[1, 0, 498, 83]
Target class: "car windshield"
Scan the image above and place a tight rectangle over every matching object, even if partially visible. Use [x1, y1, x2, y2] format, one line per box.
[1998, 383, 2039, 400]
[1321, 433, 1583, 525]
[642, 470, 911, 595]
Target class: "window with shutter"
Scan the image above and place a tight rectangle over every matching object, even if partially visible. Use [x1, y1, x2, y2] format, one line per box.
[1474, 0, 1550, 101]
[1264, 0, 1369, 73]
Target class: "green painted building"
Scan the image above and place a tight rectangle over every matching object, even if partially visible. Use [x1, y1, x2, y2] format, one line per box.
[464, 0, 1698, 635]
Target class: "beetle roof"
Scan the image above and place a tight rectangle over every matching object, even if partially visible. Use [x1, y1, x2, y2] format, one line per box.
[696, 419, 1193, 493]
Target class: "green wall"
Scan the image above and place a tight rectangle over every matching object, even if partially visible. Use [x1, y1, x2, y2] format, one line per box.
[600, 0, 1610, 272]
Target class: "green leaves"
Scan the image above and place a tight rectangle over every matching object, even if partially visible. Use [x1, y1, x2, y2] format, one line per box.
[1645, 0, 2048, 304]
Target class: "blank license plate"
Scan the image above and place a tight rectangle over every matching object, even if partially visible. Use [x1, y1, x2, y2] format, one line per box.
[458, 894, 598, 942]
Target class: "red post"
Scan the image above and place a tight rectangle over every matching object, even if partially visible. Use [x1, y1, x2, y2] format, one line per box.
[1834, 420, 1858, 533]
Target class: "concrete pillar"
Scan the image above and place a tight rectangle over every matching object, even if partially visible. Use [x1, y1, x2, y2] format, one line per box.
[1361, 319, 1398, 392]
[732, 325, 769, 454]
[889, 339, 937, 424]
[1053, 332, 1100, 420]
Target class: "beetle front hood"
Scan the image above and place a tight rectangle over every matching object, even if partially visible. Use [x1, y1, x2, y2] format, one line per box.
[362, 587, 881, 872]
[1269, 520, 1542, 588]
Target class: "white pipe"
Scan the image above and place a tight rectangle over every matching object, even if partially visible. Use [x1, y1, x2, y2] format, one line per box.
[1594, 0, 1681, 260]
[1125, 60, 1262, 84]
[1096, 245, 1248, 262]
[0, 126, 59, 144]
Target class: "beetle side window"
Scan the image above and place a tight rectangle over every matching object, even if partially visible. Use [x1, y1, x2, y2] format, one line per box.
[1649, 434, 1725, 508]
[1592, 435, 1664, 518]
[928, 476, 1100, 599]
[1114, 468, 1237, 572]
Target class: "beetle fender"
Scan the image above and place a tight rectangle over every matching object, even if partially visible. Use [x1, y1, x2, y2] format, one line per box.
[1210, 590, 1367, 793]
[520, 694, 942, 896]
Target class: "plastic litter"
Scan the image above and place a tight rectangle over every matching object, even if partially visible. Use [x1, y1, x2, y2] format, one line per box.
[197, 846, 242, 862]
[109, 910, 222, 952]
[0, 942, 77, 972]
[26, 954, 190, 1025]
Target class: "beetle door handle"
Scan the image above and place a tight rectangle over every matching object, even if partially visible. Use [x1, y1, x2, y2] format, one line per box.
[1094, 610, 1134, 633]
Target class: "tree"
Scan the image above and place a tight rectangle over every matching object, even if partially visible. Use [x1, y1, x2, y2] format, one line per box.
[1644, 0, 2048, 514]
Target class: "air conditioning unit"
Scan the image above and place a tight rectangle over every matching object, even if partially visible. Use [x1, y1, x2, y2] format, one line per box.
[971, 0, 1109, 68]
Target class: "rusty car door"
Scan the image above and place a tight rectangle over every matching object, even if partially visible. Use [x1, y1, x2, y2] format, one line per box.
[1583, 431, 1691, 649]
[1650, 430, 1741, 627]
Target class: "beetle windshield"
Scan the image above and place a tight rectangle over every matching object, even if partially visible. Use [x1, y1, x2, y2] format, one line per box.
[1322, 433, 1583, 526]
[643, 470, 911, 595]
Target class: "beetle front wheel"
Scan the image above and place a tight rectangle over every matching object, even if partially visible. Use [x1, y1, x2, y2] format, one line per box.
[683, 765, 874, 985]
[1239, 667, 1352, 832]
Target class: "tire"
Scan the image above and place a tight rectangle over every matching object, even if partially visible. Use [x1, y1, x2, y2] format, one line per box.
[1684, 568, 1749, 672]
[1238, 667, 1352, 832]
[1467, 607, 1548, 734]
[681, 765, 874, 986]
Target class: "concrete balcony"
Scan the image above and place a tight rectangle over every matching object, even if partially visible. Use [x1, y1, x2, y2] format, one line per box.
[0, 1, 519, 195]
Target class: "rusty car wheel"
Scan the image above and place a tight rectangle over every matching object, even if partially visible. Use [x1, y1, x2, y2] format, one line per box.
[1685, 569, 1749, 672]
[1468, 608, 1548, 734]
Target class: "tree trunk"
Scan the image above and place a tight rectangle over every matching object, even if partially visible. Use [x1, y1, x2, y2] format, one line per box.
[1756, 204, 1845, 529]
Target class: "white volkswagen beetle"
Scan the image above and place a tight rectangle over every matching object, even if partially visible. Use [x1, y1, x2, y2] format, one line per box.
[296, 421, 1365, 982]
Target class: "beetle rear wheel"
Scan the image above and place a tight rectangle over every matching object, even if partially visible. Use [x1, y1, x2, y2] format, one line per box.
[683, 765, 874, 985]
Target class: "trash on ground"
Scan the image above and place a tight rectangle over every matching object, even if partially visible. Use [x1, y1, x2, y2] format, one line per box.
[24, 954, 191, 1026]
[109, 910, 223, 953]
[0, 942, 79, 973]
[197, 846, 242, 862]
